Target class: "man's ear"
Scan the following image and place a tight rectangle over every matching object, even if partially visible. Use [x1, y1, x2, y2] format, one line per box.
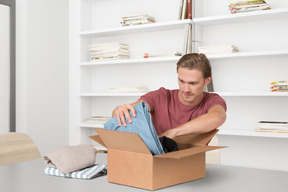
[204, 76, 212, 86]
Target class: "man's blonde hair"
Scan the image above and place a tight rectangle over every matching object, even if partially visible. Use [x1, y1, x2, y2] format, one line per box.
[176, 53, 211, 78]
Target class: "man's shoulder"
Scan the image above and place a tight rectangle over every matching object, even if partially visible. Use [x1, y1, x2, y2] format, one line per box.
[157, 87, 179, 94]
[203, 92, 227, 111]
[156, 87, 179, 99]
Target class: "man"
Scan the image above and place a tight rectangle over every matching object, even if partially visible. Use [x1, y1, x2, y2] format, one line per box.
[112, 53, 227, 139]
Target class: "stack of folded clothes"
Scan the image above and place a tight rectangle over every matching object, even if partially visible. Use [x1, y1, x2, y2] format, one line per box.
[43, 144, 107, 179]
[197, 45, 239, 54]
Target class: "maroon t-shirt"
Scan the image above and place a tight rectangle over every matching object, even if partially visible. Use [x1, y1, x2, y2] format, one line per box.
[140, 87, 227, 135]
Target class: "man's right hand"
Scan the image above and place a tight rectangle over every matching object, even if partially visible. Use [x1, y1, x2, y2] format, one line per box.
[112, 100, 148, 127]
[113, 104, 137, 127]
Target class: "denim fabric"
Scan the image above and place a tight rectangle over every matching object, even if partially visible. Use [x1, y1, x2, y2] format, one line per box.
[104, 102, 164, 155]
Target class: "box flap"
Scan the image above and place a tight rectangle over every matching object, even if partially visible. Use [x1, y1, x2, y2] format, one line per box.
[155, 145, 226, 159]
[93, 128, 151, 154]
[89, 135, 106, 148]
[174, 129, 219, 149]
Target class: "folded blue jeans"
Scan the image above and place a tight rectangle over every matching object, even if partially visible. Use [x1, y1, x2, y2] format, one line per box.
[104, 102, 164, 155]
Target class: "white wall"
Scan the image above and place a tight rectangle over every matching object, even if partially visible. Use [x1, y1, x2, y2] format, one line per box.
[16, 0, 69, 153]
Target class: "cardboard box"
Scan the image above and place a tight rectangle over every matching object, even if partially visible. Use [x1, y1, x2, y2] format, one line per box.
[90, 128, 225, 190]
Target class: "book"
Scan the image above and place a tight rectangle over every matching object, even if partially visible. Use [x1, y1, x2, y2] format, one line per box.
[187, 24, 192, 53]
[270, 81, 288, 92]
[121, 14, 155, 26]
[187, 0, 192, 19]
[229, 0, 271, 14]
[256, 121, 288, 133]
[89, 42, 129, 61]
[178, 0, 184, 20]
[83, 116, 112, 124]
[182, 24, 191, 54]
[271, 81, 288, 86]
[181, 0, 188, 20]
[90, 55, 129, 61]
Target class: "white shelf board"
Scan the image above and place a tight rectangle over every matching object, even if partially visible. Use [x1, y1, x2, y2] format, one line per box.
[80, 19, 192, 37]
[80, 92, 145, 97]
[80, 123, 104, 128]
[80, 92, 288, 97]
[206, 50, 288, 60]
[193, 8, 288, 26]
[80, 56, 181, 66]
[80, 51, 288, 67]
[218, 128, 288, 138]
[216, 92, 288, 97]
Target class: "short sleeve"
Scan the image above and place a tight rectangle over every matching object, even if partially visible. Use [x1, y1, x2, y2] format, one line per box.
[140, 87, 168, 113]
[205, 93, 227, 111]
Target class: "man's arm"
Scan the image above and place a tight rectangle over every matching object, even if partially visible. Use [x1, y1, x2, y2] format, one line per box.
[158, 105, 226, 139]
[112, 99, 149, 127]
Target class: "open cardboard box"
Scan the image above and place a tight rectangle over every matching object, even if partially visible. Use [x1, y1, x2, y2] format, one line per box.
[90, 128, 225, 190]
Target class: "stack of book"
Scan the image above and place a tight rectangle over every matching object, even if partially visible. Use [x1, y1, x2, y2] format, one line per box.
[120, 15, 155, 26]
[197, 45, 239, 54]
[83, 116, 112, 124]
[256, 121, 288, 133]
[270, 81, 288, 92]
[179, 0, 193, 20]
[109, 85, 148, 93]
[89, 42, 129, 61]
[229, 0, 271, 14]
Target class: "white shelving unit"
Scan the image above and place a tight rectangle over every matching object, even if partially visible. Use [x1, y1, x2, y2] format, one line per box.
[70, 0, 288, 170]
[70, 0, 288, 141]
[70, 0, 187, 146]
[191, 0, 288, 171]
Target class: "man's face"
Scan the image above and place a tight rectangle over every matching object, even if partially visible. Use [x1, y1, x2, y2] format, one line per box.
[177, 67, 211, 106]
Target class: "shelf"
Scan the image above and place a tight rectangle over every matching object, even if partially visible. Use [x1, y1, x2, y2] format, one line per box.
[81, 50, 288, 66]
[218, 128, 288, 138]
[193, 8, 288, 26]
[80, 92, 145, 97]
[80, 56, 181, 66]
[80, 92, 288, 97]
[206, 50, 288, 60]
[217, 92, 288, 97]
[80, 19, 192, 37]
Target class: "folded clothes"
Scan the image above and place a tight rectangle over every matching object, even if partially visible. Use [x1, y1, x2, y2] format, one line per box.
[104, 102, 164, 155]
[44, 164, 107, 179]
[43, 144, 97, 174]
